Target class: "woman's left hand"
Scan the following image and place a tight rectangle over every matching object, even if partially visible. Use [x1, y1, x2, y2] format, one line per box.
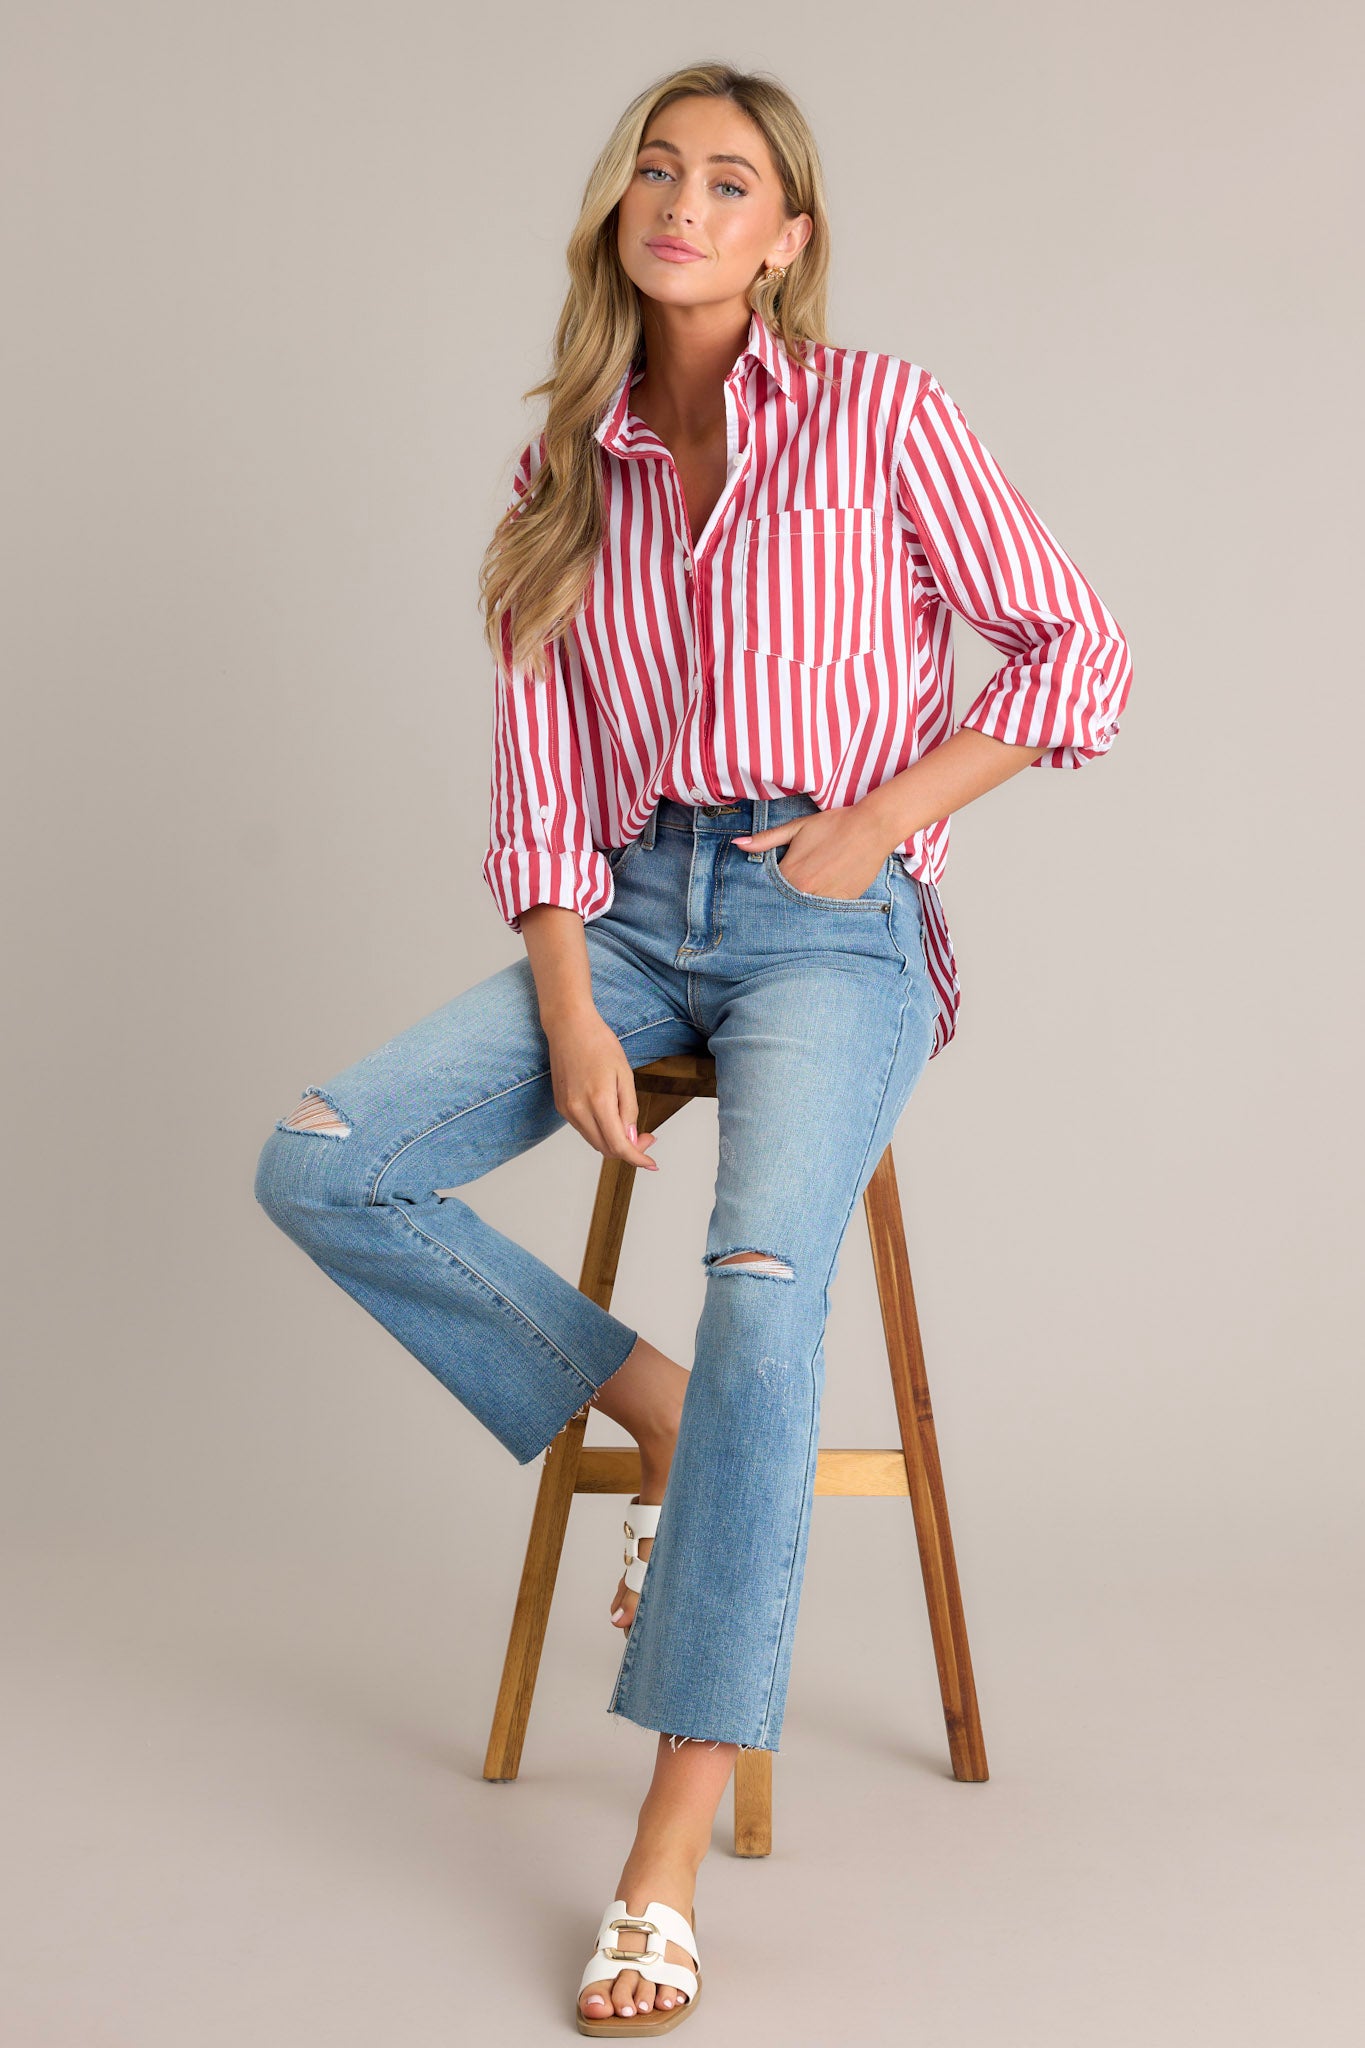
[733, 806, 893, 900]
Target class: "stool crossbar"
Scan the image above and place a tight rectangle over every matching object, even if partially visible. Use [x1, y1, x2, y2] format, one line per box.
[484, 1053, 988, 1852]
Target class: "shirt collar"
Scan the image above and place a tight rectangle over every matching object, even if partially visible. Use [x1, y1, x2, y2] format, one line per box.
[594, 306, 797, 453]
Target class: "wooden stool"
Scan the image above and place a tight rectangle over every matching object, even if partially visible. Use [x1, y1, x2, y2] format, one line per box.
[484, 1053, 988, 1851]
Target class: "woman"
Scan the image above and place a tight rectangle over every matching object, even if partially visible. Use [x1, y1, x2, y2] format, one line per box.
[254, 60, 1131, 2036]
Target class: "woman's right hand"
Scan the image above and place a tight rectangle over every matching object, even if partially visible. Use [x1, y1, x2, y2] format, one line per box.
[543, 1006, 659, 1171]
[517, 901, 659, 1171]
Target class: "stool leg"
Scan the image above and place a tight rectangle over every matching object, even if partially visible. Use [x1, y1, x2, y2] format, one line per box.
[483, 1402, 590, 1781]
[483, 1090, 678, 1782]
[734, 1748, 773, 1856]
[483, 1150, 640, 1781]
[863, 1145, 989, 1782]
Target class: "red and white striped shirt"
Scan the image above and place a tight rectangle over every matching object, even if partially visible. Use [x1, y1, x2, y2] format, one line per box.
[482, 307, 1131, 1060]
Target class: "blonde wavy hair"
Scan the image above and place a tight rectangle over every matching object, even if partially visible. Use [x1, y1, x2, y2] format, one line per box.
[479, 60, 834, 683]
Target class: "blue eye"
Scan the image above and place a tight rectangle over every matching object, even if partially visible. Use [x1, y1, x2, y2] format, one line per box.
[636, 165, 748, 199]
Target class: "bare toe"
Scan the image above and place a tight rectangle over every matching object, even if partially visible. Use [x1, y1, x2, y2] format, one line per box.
[611, 1574, 638, 1630]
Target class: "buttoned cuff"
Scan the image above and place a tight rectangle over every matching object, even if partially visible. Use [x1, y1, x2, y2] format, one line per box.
[481, 846, 614, 933]
[956, 682, 1123, 769]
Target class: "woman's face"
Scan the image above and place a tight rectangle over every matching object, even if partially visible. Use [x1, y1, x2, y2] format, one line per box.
[616, 95, 811, 310]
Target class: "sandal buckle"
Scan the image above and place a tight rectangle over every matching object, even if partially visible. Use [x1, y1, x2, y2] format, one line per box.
[603, 1915, 665, 1966]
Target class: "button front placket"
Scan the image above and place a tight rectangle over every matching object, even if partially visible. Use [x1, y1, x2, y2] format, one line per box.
[675, 370, 755, 788]
[622, 364, 757, 783]
[594, 338, 769, 808]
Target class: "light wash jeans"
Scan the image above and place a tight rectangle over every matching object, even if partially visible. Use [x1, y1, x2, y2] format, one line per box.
[253, 794, 938, 1751]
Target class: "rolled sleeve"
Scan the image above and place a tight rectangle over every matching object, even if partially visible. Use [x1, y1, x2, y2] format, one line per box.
[482, 846, 614, 935]
[481, 601, 614, 934]
[895, 375, 1132, 769]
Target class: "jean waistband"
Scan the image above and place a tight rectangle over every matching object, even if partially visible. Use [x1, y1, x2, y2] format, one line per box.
[642, 792, 820, 846]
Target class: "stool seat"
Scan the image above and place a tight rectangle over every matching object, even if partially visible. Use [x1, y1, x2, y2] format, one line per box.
[483, 1053, 987, 1852]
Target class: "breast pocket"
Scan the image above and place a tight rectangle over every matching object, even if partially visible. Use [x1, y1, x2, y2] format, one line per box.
[741, 507, 885, 665]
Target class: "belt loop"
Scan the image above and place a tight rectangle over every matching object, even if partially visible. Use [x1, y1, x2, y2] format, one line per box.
[746, 795, 769, 859]
[641, 800, 658, 850]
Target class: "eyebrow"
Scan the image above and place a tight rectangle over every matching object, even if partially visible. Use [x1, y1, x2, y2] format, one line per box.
[637, 137, 762, 178]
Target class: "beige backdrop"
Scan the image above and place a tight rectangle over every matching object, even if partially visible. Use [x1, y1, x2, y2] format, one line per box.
[4, 4, 1361, 2043]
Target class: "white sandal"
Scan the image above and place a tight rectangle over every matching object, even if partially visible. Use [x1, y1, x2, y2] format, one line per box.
[576, 1896, 701, 2035]
[621, 1495, 662, 1601]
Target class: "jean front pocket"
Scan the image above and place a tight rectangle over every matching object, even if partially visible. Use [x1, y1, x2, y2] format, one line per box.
[741, 506, 886, 665]
[763, 844, 891, 913]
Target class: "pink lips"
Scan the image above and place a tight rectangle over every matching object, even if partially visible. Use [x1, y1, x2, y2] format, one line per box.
[646, 237, 705, 263]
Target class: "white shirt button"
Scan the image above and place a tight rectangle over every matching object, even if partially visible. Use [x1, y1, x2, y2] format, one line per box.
[538, 805, 551, 819]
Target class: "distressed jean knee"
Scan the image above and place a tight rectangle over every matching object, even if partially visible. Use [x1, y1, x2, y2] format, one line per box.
[275, 1088, 352, 1137]
[702, 1247, 796, 1281]
[254, 1086, 366, 1237]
